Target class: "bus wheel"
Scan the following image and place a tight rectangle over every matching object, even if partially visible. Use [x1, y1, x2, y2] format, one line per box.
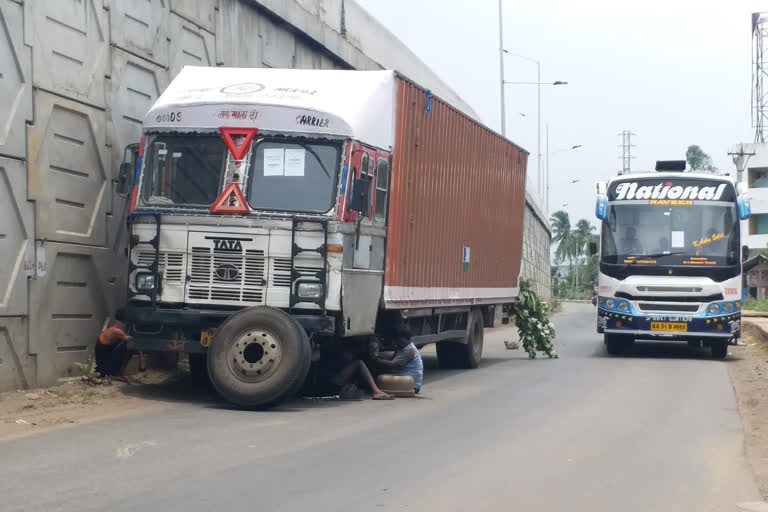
[207, 306, 311, 408]
[711, 340, 728, 359]
[605, 334, 633, 356]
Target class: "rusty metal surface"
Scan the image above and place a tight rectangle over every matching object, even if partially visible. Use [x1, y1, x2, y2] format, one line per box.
[386, 77, 528, 292]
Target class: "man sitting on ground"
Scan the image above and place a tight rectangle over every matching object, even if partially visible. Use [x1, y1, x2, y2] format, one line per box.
[320, 346, 393, 400]
[375, 327, 424, 394]
[95, 312, 132, 377]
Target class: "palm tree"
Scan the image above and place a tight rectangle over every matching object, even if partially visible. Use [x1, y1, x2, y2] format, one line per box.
[549, 210, 571, 265]
[573, 219, 596, 264]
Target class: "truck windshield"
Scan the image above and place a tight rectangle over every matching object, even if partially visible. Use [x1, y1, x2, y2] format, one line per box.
[601, 202, 740, 267]
[247, 139, 340, 213]
[140, 134, 227, 207]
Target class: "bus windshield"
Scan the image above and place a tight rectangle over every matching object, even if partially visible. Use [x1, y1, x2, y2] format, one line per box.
[601, 202, 740, 267]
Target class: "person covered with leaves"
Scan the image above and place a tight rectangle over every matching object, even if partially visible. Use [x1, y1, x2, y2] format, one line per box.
[514, 283, 558, 359]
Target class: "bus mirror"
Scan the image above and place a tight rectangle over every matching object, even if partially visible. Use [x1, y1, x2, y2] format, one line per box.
[595, 195, 608, 220]
[588, 241, 598, 256]
[743, 245, 750, 261]
[349, 177, 371, 216]
[738, 196, 752, 220]
[116, 162, 133, 197]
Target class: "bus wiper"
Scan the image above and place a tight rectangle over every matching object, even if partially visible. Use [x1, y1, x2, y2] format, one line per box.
[626, 250, 687, 260]
[298, 143, 331, 179]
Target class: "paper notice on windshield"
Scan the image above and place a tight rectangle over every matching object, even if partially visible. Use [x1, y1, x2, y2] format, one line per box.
[284, 148, 306, 177]
[264, 148, 285, 176]
[671, 231, 685, 248]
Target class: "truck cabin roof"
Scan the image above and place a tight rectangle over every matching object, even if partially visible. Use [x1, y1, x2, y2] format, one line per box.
[144, 66, 397, 152]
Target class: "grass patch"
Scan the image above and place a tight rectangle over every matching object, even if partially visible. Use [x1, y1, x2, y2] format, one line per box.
[743, 298, 768, 312]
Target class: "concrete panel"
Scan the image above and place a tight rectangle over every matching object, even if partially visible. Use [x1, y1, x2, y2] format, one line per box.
[261, 16, 295, 68]
[170, 0, 217, 34]
[0, 317, 34, 391]
[295, 39, 322, 69]
[27, 91, 108, 247]
[107, 47, 167, 179]
[108, 0, 170, 67]
[0, 157, 33, 316]
[29, 242, 118, 385]
[168, 12, 215, 80]
[293, 0, 343, 34]
[25, 0, 109, 108]
[216, 0, 262, 67]
[0, 0, 32, 160]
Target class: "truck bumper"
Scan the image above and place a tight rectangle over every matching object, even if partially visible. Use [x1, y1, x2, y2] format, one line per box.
[120, 303, 335, 354]
[596, 306, 740, 340]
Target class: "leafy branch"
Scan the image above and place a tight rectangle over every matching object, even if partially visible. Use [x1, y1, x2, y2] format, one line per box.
[514, 282, 558, 359]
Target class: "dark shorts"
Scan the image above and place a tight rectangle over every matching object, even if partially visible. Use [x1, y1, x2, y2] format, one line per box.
[94, 340, 128, 376]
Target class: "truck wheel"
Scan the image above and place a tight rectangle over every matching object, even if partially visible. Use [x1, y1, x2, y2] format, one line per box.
[207, 306, 311, 408]
[711, 340, 728, 359]
[605, 334, 633, 356]
[438, 310, 484, 369]
[188, 353, 209, 383]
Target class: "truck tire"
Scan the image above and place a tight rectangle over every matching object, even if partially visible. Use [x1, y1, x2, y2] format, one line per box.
[605, 333, 633, 356]
[711, 340, 728, 359]
[437, 310, 484, 369]
[207, 306, 311, 408]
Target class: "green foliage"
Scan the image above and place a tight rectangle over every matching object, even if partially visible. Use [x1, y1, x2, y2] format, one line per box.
[74, 355, 111, 385]
[514, 283, 558, 359]
[744, 298, 768, 312]
[685, 145, 717, 172]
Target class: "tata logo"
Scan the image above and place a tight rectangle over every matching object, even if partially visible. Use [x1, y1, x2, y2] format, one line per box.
[213, 239, 243, 251]
[215, 263, 240, 282]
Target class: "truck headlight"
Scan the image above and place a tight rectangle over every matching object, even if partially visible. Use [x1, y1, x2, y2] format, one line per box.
[723, 302, 735, 313]
[618, 301, 629, 312]
[135, 272, 156, 293]
[297, 282, 324, 299]
[708, 303, 720, 315]
[605, 299, 616, 310]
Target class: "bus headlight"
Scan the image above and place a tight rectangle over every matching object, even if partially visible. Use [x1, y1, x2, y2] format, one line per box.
[723, 302, 735, 313]
[708, 303, 720, 315]
[605, 299, 616, 310]
[618, 301, 629, 312]
[298, 282, 324, 299]
[135, 272, 155, 293]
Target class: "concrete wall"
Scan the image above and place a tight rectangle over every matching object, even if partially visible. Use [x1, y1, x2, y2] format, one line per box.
[0, 0, 549, 391]
[521, 191, 552, 300]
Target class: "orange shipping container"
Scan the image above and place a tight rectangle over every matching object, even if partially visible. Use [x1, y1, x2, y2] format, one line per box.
[384, 76, 528, 309]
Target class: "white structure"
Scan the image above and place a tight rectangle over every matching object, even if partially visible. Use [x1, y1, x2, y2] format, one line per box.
[735, 143, 768, 250]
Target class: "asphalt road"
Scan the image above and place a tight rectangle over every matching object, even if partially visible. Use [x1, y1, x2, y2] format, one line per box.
[0, 303, 761, 511]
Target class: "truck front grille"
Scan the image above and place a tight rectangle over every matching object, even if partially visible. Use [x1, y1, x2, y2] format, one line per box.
[187, 247, 266, 304]
[271, 258, 323, 287]
[136, 251, 184, 283]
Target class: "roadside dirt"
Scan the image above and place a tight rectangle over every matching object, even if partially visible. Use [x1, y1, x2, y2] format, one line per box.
[0, 369, 174, 442]
[729, 320, 768, 500]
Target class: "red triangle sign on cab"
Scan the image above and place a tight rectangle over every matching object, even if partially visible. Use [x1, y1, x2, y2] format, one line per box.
[211, 183, 250, 214]
[219, 127, 258, 161]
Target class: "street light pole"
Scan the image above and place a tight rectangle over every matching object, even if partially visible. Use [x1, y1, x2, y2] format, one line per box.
[546, 123, 549, 210]
[498, 0, 506, 137]
[537, 61, 541, 199]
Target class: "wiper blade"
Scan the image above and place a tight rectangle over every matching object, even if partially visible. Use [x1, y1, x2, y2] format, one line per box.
[638, 251, 687, 259]
[299, 143, 331, 179]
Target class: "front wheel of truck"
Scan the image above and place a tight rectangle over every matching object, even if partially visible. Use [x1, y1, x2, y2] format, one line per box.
[207, 306, 311, 408]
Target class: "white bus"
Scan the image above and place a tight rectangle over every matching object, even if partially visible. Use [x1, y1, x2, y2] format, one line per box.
[594, 161, 752, 358]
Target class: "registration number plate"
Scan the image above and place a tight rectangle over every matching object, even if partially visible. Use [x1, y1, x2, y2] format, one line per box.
[200, 328, 216, 347]
[650, 322, 688, 332]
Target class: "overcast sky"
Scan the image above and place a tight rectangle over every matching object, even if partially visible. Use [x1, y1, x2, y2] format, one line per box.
[356, 0, 765, 226]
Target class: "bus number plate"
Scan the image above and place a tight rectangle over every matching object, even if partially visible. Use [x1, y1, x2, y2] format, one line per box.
[650, 322, 688, 332]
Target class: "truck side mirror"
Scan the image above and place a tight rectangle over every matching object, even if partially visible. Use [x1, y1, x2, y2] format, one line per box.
[588, 241, 598, 256]
[743, 245, 750, 261]
[349, 177, 371, 216]
[116, 162, 133, 196]
[117, 143, 139, 197]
